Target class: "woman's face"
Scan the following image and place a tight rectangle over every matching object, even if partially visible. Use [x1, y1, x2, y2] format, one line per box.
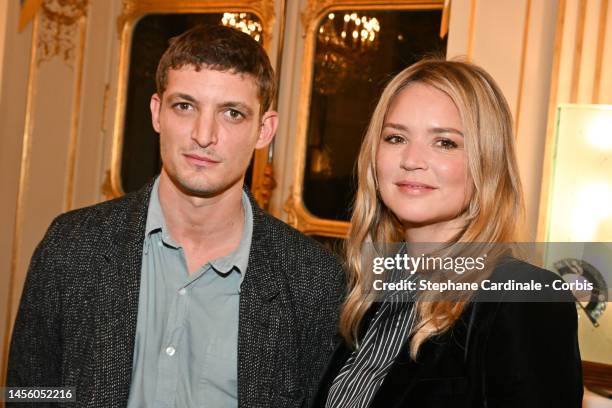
[376, 82, 473, 242]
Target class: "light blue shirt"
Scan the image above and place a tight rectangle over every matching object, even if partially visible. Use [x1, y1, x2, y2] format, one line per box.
[127, 177, 253, 408]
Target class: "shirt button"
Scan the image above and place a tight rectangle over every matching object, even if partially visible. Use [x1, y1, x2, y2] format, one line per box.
[165, 346, 176, 356]
[178, 288, 186, 296]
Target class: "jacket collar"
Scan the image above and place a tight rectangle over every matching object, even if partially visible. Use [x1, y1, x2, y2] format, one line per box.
[99, 179, 284, 407]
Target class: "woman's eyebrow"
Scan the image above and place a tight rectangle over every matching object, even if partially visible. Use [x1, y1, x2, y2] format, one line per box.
[430, 127, 464, 137]
[382, 122, 409, 132]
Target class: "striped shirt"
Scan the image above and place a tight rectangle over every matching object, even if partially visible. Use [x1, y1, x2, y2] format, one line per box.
[326, 288, 417, 408]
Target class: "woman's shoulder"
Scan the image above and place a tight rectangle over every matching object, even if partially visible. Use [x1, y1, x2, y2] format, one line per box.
[476, 257, 575, 303]
[462, 257, 578, 342]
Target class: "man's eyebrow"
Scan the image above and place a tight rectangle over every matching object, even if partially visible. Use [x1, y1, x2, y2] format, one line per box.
[166, 92, 197, 103]
[219, 101, 255, 116]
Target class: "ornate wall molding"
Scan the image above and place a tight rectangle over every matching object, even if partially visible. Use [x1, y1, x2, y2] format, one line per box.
[38, 0, 89, 65]
[117, 0, 275, 44]
[287, 0, 443, 238]
[283, 189, 348, 237]
[300, 0, 439, 36]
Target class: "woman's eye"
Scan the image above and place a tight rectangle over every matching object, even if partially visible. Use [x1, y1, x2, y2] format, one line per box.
[435, 138, 459, 149]
[383, 135, 405, 144]
[224, 109, 244, 121]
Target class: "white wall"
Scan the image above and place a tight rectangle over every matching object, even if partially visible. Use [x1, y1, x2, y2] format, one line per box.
[447, 0, 558, 241]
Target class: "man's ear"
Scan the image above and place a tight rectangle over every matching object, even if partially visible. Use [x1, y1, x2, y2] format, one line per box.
[255, 110, 279, 149]
[150, 93, 162, 133]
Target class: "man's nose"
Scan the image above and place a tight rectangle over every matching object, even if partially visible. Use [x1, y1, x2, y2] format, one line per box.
[191, 112, 218, 147]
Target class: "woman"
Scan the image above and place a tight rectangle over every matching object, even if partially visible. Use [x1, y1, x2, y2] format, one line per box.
[312, 59, 582, 407]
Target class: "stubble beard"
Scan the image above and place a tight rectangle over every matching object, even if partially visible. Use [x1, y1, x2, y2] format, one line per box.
[163, 164, 245, 199]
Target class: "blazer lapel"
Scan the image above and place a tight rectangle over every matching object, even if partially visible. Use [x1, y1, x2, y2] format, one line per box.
[90, 182, 152, 406]
[237, 200, 282, 407]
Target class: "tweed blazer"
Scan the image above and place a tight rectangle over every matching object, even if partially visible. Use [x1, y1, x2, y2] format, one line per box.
[7, 180, 345, 408]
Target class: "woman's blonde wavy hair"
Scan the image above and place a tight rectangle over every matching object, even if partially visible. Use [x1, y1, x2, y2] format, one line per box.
[340, 58, 524, 358]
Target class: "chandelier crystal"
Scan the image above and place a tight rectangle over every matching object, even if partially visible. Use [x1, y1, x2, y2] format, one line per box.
[221, 12, 263, 42]
[315, 12, 381, 95]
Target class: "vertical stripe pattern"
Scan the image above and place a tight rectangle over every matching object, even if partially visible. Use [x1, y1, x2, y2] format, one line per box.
[325, 289, 416, 408]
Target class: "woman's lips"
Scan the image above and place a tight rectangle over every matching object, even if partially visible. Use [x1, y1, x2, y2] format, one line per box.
[395, 181, 437, 195]
[184, 153, 220, 167]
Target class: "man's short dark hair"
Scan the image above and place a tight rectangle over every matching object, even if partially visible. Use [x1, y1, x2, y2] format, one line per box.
[155, 24, 276, 114]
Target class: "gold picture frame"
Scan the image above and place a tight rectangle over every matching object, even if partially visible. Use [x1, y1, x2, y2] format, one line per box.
[285, 0, 444, 238]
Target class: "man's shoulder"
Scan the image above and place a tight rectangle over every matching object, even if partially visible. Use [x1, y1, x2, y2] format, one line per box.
[48, 185, 150, 241]
[251, 209, 346, 303]
[255, 210, 339, 259]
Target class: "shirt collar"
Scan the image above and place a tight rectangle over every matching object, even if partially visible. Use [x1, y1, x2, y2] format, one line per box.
[144, 176, 253, 279]
[145, 177, 164, 236]
[209, 192, 253, 279]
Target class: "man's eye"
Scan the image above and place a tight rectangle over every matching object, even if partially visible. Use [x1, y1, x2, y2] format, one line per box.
[224, 109, 245, 121]
[383, 134, 405, 144]
[173, 102, 193, 111]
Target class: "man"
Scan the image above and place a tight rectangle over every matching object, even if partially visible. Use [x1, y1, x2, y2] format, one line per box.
[7, 25, 344, 407]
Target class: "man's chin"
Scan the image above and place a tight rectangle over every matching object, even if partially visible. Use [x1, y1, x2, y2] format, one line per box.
[175, 177, 240, 198]
[176, 182, 220, 198]
[162, 169, 242, 198]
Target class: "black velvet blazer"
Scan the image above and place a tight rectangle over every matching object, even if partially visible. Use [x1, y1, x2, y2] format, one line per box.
[312, 261, 583, 408]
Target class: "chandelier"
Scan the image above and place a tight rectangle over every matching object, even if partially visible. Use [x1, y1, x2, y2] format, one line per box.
[319, 12, 380, 49]
[315, 12, 381, 95]
[221, 12, 263, 42]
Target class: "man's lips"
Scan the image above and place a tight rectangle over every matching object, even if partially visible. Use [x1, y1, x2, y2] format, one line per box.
[395, 181, 437, 194]
[183, 153, 220, 166]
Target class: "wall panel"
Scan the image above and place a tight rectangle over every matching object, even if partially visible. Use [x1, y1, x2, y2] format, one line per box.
[576, 0, 600, 103]
[72, 0, 120, 210]
[538, 0, 612, 365]
[514, 0, 557, 240]
[0, 0, 34, 387]
[598, 0, 612, 102]
[469, 0, 526, 121]
[1, 0, 92, 384]
[447, 0, 558, 240]
[0, 0, 8, 102]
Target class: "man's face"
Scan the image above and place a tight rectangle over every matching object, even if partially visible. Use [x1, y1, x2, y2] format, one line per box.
[150, 66, 277, 197]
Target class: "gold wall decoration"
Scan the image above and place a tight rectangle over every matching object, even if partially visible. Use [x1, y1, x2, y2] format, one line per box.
[37, 0, 89, 65]
[101, 170, 114, 200]
[283, 189, 348, 237]
[117, 0, 275, 45]
[107, 0, 277, 202]
[300, 0, 439, 35]
[252, 163, 276, 211]
[287, 0, 443, 238]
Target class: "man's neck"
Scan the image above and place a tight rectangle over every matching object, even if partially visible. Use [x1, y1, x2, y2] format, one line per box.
[157, 172, 245, 259]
